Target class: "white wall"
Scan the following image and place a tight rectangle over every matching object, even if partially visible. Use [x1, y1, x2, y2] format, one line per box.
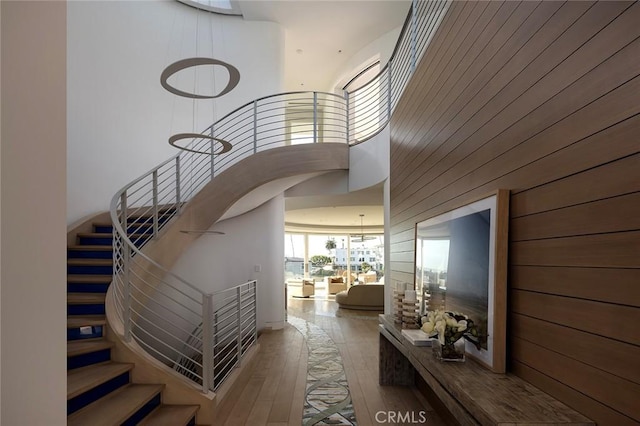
[348, 126, 390, 192]
[1, 2, 67, 424]
[170, 196, 285, 331]
[67, 0, 284, 225]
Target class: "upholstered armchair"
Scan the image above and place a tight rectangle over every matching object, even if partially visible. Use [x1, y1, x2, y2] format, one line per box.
[287, 279, 315, 297]
[325, 276, 347, 294]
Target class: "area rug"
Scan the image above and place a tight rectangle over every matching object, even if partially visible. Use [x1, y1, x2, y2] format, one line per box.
[288, 316, 357, 425]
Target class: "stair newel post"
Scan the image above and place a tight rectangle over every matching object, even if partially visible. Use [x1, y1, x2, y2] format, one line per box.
[175, 156, 181, 214]
[120, 192, 132, 342]
[236, 286, 242, 365]
[152, 170, 159, 239]
[202, 293, 213, 392]
[253, 100, 258, 154]
[252, 281, 257, 345]
[344, 90, 350, 144]
[313, 91, 318, 143]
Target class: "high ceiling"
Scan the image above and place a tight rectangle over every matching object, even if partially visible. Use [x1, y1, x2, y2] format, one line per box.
[238, 0, 411, 91]
[180, 0, 406, 229]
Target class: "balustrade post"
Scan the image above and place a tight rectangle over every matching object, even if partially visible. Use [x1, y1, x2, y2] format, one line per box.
[175, 157, 181, 214]
[253, 100, 258, 154]
[152, 170, 159, 238]
[237, 286, 242, 365]
[210, 126, 215, 181]
[202, 294, 213, 392]
[388, 61, 393, 118]
[120, 192, 132, 342]
[313, 92, 318, 143]
[252, 281, 257, 344]
[411, 0, 417, 73]
[344, 90, 350, 144]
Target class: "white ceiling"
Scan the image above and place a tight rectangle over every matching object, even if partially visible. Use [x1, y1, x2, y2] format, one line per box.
[238, 0, 411, 91]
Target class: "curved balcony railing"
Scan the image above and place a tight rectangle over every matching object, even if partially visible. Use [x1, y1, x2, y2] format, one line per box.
[109, 0, 451, 394]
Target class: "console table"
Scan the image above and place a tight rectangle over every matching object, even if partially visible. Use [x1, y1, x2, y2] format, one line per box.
[378, 314, 594, 426]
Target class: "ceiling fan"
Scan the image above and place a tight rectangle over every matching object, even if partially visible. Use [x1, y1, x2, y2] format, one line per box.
[351, 214, 376, 243]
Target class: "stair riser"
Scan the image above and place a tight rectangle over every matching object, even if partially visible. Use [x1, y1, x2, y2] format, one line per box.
[68, 348, 111, 370]
[121, 393, 162, 426]
[78, 236, 112, 246]
[67, 250, 113, 260]
[68, 326, 104, 341]
[68, 265, 113, 275]
[68, 304, 106, 316]
[67, 372, 130, 415]
[68, 283, 110, 293]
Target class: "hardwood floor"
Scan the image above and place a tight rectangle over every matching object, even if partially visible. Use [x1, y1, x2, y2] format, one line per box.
[214, 293, 446, 425]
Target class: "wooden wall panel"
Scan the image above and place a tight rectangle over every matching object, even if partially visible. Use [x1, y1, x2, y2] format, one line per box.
[511, 266, 640, 307]
[389, 1, 640, 424]
[511, 314, 640, 385]
[512, 361, 639, 426]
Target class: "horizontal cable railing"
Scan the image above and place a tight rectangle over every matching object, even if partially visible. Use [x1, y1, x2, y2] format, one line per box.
[109, 0, 449, 394]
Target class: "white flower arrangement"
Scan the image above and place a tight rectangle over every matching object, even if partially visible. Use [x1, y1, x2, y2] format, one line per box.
[420, 310, 482, 350]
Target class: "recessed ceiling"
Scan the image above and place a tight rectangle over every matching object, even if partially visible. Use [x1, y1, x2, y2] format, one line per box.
[285, 183, 383, 232]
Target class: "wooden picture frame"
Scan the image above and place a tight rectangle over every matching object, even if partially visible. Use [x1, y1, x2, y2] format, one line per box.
[414, 190, 509, 373]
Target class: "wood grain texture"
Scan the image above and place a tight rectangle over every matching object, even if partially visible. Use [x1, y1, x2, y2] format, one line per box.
[510, 265, 640, 307]
[512, 361, 640, 426]
[511, 289, 640, 346]
[389, 1, 640, 423]
[511, 314, 640, 385]
[513, 337, 640, 421]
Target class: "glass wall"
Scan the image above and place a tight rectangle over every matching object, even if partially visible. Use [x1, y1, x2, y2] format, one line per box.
[285, 232, 384, 284]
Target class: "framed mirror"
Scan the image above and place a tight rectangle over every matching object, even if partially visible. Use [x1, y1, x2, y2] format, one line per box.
[415, 190, 509, 373]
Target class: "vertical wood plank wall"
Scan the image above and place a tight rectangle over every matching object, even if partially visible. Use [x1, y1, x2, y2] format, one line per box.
[388, 1, 640, 424]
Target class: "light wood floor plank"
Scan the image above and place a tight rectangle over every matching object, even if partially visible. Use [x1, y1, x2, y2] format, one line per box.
[213, 297, 443, 425]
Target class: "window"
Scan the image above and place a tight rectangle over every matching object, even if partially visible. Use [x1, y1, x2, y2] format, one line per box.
[177, 0, 242, 15]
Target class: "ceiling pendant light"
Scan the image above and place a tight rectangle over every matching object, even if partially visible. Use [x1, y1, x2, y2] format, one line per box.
[352, 214, 375, 243]
[163, 8, 240, 155]
[160, 57, 240, 99]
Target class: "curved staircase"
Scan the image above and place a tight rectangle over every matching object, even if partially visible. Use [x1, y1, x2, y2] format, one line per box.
[66, 216, 207, 425]
[63, 1, 447, 422]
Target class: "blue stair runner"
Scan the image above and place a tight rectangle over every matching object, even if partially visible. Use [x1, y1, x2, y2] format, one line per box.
[66, 214, 201, 425]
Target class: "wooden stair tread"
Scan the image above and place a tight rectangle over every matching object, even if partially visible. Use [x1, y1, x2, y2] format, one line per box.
[67, 361, 134, 399]
[67, 339, 113, 357]
[67, 258, 113, 266]
[67, 384, 164, 426]
[138, 405, 199, 425]
[67, 274, 112, 283]
[67, 316, 106, 328]
[68, 293, 106, 304]
[68, 245, 113, 251]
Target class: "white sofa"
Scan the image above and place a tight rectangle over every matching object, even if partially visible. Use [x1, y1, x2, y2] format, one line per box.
[335, 283, 384, 310]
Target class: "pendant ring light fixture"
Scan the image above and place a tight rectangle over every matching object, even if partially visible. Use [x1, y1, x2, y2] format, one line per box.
[160, 57, 240, 99]
[169, 133, 232, 156]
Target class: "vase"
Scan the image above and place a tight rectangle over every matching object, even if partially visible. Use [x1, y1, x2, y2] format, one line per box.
[432, 339, 465, 362]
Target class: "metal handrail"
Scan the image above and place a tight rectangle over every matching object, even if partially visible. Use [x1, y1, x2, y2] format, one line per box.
[109, 0, 450, 394]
